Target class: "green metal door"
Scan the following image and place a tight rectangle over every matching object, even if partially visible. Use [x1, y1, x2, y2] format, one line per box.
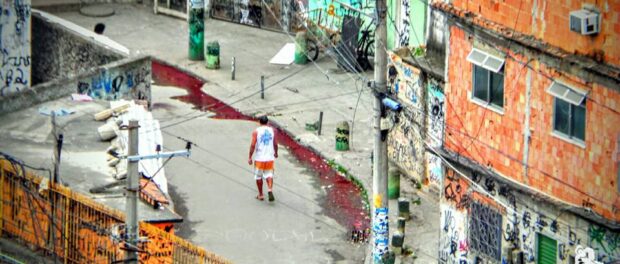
[537, 234, 557, 264]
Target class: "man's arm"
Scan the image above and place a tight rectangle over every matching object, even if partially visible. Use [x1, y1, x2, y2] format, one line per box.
[248, 130, 257, 165]
[273, 132, 278, 158]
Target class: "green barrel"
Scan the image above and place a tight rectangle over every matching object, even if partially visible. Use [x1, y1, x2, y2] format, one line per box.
[336, 121, 349, 151]
[188, 1, 205, 61]
[206, 41, 220, 69]
[294, 31, 308, 65]
[388, 166, 400, 199]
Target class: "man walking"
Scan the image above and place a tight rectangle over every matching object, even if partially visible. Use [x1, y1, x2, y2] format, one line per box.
[248, 116, 278, 201]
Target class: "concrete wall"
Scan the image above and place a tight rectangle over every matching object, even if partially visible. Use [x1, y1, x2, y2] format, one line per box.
[0, 56, 152, 115]
[31, 12, 124, 86]
[445, 25, 620, 222]
[386, 52, 426, 182]
[451, 0, 620, 67]
[425, 9, 446, 59]
[439, 166, 620, 264]
[1, 0, 31, 97]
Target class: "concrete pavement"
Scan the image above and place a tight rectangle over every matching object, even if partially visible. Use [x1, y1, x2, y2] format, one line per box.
[151, 85, 366, 263]
[51, 4, 439, 263]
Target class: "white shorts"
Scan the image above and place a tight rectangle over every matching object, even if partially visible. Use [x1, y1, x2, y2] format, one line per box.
[254, 168, 274, 180]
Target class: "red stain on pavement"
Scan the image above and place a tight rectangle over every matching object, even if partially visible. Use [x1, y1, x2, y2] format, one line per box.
[152, 61, 369, 230]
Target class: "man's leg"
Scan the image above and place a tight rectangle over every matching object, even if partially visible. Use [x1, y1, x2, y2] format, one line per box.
[255, 169, 264, 200]
[265, 171, 274, 201]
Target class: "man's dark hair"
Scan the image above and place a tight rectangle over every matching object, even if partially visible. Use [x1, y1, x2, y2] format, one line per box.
[259, 116, 268, 125]
[94, 23, 105, 34]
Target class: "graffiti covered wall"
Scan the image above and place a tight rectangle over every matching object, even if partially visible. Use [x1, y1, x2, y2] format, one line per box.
[0, 56, 152, 115]
[0, 0, 31, 97]
[426, 83, 444, 188]
[387, 51, 425, 181]
[76, 57, 151, 102]
[31, 12, 123, 86]
[439, 166, 620, 264]
[440, 173, 470, 264]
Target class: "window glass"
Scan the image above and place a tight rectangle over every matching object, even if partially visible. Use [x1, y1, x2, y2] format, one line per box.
[490, 71, 504, 107]
[572, 104, 586, 141]
[473, 65, 489, 102]
[554, 98, 570, 135]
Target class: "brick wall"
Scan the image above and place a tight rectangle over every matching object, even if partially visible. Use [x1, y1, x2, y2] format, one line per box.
[450, 0, 620, 66]
[445, 25, 620, 222]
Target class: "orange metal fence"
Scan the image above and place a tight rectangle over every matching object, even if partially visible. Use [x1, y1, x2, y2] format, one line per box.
[0, 158, 231, 264]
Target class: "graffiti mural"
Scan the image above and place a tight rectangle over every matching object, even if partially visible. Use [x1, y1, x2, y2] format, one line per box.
[440, 204, 468, 264]
[588, 225, 620, 262]
[397, 0, 410, 47]
[576, 245, 603, 264]
[440, 167, 620, 264]
[387, 108, 424, 179]
[386, 52, 425, 181]
[0, 0, 31, 97]
[428, 84, 444, 145]
[388, 52, 424, 109]
[444, 175, 470, 210]
[76, 62, 151, 102]
[373, 207, 389, 262]
[427, 83, 444, 188]
[427, 154, 443, 187]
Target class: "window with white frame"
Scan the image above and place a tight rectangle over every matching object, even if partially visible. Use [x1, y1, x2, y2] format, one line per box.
[547, 81, 587, 142]
[467, 48, 505, 108]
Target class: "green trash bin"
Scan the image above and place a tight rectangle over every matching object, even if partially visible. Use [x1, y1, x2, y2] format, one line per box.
[336, 121, 350, 151]
[294, 31, 308, 65]
[206, 41, 220, 69]
[388, 167, 400, 199]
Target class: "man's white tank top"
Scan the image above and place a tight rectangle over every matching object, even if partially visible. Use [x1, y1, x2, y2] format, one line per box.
[254, 126, 275, 162]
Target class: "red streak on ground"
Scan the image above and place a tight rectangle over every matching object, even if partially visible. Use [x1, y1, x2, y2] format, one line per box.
[152, 61, 369, 230]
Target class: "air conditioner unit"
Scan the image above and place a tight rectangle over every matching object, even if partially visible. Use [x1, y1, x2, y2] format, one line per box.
[570, 9, 600, 35]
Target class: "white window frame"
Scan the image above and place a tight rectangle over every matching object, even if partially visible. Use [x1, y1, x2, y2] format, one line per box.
[547, 81, 587, 146]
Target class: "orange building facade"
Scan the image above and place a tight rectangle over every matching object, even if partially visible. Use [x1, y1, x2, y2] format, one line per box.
[428, 0, 620, 263]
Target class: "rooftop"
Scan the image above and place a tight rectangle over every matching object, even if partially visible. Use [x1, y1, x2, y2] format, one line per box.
[432, 1, 620, 89]
[0, 96, 182, 223]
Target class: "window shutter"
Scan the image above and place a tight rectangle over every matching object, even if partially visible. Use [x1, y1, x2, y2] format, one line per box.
[546, 82, 587, 106]
[466, 48, 505, 73]
[537, 234, 557, 264]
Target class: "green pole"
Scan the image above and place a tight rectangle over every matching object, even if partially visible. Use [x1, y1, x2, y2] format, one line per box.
[189, 0, 205, 60]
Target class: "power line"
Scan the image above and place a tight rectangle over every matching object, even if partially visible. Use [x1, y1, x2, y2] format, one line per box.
[383, 5, 616, 209]
[264, 0, 374, 85]
[158, 65, 310, 130]
[160, 141, 348, 233]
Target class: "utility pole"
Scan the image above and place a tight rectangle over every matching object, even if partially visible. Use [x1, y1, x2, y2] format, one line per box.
[372, 0, 389, 261]
[49, 113, 63, 263]
[125, 120, 140, 264]
[123, 119, 191, 263]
